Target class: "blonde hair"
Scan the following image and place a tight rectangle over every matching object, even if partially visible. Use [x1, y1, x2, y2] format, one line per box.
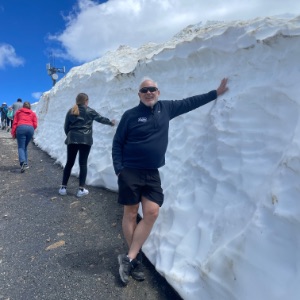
[23, 101, 31, 109]
[71, 93, 89, 115]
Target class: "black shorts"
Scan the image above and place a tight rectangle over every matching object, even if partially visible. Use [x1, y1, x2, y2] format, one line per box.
[117, 167, 164, 207]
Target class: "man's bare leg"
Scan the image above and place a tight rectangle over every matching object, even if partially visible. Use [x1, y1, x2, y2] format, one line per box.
[118, 197, 159, 283]
[127, 196, 159, 260]
[122, 203, 139, 248]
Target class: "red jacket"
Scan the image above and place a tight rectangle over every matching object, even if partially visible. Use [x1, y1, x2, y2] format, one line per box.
[11, 108, 38, 137]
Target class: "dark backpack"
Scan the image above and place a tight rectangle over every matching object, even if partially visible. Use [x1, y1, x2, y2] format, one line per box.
[1, 106, 8, 115]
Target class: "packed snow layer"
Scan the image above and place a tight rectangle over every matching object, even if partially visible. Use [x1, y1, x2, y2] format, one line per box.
[34, 15, 300, 300]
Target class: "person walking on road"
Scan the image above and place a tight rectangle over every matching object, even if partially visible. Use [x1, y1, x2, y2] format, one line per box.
[112, 77, 229, 285]
[6, 106, 14, 132]
[1, 102, 8, 130]
[12, 98, 23, 124]
[12, 98, 23, 115]
[59, 92, 116, 198]
[11, 101, 38, 173]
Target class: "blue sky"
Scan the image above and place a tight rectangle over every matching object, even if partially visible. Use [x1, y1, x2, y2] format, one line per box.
[1, 0, 299, 107]
[0, 0, 85, 106]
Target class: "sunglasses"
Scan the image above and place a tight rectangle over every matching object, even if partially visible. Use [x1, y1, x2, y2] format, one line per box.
[139, 86, 158, 93]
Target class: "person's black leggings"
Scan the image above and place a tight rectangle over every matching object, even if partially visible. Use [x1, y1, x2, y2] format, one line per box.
[62, 144, 91, 187]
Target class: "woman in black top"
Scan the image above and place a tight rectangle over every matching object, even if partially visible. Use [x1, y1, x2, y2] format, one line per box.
[59, 93, 115, 197]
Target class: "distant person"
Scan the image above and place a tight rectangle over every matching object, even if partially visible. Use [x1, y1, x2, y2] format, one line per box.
[59, 92, 116, 198]
[1, 102, 8, 129]
[12, 98, 23, 124]
[12, 98, 23, 115]
[112, 77, 229, 285]
[11, 102, 38, 173]
[6, 106, 14, 132]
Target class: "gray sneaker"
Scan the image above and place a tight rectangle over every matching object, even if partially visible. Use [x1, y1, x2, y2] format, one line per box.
[131, 252, 145, 281]
[20, 163, 26, 173]
[118, 254, 132, 285]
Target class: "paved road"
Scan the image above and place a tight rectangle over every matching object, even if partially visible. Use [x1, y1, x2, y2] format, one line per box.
[0, 129, 182, 300]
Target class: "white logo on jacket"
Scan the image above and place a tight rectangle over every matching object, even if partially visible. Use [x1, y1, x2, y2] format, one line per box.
[138, 117, 147, 122]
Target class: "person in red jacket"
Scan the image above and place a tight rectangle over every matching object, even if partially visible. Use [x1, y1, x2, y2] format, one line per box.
[11, 101, 38, 173]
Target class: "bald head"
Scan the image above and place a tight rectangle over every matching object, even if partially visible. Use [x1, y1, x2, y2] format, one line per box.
[138, 78, 160, 108]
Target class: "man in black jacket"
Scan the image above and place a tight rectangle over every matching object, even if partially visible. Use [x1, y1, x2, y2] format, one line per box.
[112, 77, 228, 284]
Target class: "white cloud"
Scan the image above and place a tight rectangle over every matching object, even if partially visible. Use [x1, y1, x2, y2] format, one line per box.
[0, 44, 24, 69]
[51, 0, 300, 63]
[32, 92, 43, 100]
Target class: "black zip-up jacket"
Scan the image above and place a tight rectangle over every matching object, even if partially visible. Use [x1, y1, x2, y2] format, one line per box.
[64, 105, 113, 146]
[112, 90, 217, 174]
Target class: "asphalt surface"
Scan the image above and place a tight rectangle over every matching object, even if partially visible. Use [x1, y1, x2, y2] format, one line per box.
[0, 128, 182, 300]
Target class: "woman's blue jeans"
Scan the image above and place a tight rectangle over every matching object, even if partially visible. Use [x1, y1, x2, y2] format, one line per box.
[16, 125, 34, 165]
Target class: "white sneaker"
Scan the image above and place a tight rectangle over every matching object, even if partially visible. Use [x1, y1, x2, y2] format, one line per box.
[77, 188, 89, 197]
[59, 186, 67, 196]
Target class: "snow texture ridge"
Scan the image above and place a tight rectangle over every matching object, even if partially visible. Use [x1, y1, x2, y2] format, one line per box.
[34, 15, 300, 300]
